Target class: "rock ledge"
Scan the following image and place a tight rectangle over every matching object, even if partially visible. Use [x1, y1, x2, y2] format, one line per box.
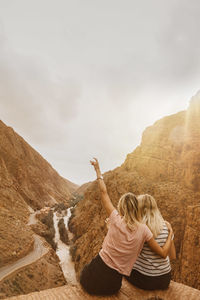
[7, 280, 200, 300]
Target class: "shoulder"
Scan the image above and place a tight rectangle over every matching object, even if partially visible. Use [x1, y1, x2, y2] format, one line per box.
[108, 209, 120, 222]
[109, 209, 118, 218]
[138, 223, 153, 241]
[159, 221, 169, 234]
[138, 223, 148, 231]
[162, 221, 168, 231]
[158, 221, 169, 236]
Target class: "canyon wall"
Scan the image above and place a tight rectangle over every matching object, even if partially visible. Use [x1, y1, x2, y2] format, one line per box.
[70, 92, 200, 289]
[177, 205, 200, 289]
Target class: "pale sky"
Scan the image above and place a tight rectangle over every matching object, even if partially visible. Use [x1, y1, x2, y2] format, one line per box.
[0, 0, 200, 184]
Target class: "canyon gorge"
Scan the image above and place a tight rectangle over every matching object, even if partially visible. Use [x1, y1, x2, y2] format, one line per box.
[0, 120, 77, 298]
[0, 92, 200, 299]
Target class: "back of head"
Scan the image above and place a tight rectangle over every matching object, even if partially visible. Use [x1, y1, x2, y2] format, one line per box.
[138, 194, 164, 237]
[117, 192, 140, 230]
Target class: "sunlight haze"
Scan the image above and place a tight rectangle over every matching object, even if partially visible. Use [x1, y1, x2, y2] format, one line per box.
[0, 0, 200, 184]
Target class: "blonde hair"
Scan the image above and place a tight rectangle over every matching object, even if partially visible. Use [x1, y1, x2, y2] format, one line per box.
[117, 192, 140, 230]
[138, 194, 164, 238]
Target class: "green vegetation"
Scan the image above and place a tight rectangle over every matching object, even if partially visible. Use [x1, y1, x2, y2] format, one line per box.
[58, 218, 69, 245]
[69, 193, 84, 207]
[40, 210, 57, 250]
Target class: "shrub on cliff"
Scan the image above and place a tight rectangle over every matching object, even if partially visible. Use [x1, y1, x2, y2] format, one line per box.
[53, 203, 68, 214]
[40, 210, 57, 250]
[58, 218, 69, 245]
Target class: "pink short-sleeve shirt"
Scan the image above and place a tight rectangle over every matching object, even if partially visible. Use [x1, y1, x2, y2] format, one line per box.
[99, 209, 153, 276]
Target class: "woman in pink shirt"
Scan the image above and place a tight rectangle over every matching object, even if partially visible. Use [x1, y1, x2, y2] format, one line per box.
[80, 158, 173, 296]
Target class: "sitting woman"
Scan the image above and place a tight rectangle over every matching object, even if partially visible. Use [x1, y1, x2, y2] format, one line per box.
[125, 194, 176, 290]
[80, 158, 174, 296]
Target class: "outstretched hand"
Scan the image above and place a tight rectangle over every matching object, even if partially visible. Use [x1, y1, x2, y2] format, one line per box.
[90, 157, 100, 172]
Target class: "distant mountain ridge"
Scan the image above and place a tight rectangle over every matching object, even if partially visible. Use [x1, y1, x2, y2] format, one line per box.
[70, 91, 200, 290]
[0, 120, 77, 209]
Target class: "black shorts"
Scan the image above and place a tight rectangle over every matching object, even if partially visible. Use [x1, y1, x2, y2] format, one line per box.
[125, 269, 171, 290]
[80, 254, 122, 296]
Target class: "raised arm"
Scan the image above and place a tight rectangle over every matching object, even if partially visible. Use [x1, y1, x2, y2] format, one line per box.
[90, 158, 115, 216]
[147, 222, 174, 259]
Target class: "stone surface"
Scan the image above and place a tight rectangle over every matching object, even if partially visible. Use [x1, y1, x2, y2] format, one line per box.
[70, 93, 200, 289]
[5, 280, 200, 300]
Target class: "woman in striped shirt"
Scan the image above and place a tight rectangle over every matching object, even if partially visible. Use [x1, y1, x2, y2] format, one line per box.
[125, 194, 176, 290]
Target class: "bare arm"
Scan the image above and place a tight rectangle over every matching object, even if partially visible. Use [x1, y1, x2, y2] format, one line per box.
[147, 222, 173, 259]
[90, 158, 115, 216]
[168, 240, 176, 260]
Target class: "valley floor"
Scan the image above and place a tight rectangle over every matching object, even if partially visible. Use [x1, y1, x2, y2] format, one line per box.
[0, 235, 48, 282]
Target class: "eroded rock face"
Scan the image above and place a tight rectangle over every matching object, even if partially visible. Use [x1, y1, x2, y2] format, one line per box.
[178, 205, 200, 289]
[0, 120, 74, 210]
[70, 92, 200, 289]
[0, 193, 33, 268]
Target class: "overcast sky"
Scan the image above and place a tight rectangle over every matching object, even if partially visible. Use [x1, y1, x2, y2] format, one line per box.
[0, 0, 200, 185]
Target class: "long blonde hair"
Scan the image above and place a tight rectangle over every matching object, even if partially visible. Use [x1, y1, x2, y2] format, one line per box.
[138, 194, 164, 238]
[117, 192, 141, 230]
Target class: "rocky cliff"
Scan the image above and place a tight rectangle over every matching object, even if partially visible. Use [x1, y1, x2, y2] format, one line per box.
[0, 120, 77, 297]
[178, 204, 200, 289]
[70, 91, 200, 289]
[0, 120, 75, 209]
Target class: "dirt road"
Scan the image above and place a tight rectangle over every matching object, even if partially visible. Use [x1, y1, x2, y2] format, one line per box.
[0, 235, 48, 282]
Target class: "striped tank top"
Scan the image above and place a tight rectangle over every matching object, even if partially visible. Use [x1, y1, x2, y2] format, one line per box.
[133, 222, 171, 276]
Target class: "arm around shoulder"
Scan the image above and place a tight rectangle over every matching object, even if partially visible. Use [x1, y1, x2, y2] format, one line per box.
[147, 236, 172, 259]
[147, 221, 174, 259]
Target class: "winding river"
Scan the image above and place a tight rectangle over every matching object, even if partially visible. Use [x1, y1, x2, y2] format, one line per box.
[53, 208, 77, 284]
[0, 206, 76, 285]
